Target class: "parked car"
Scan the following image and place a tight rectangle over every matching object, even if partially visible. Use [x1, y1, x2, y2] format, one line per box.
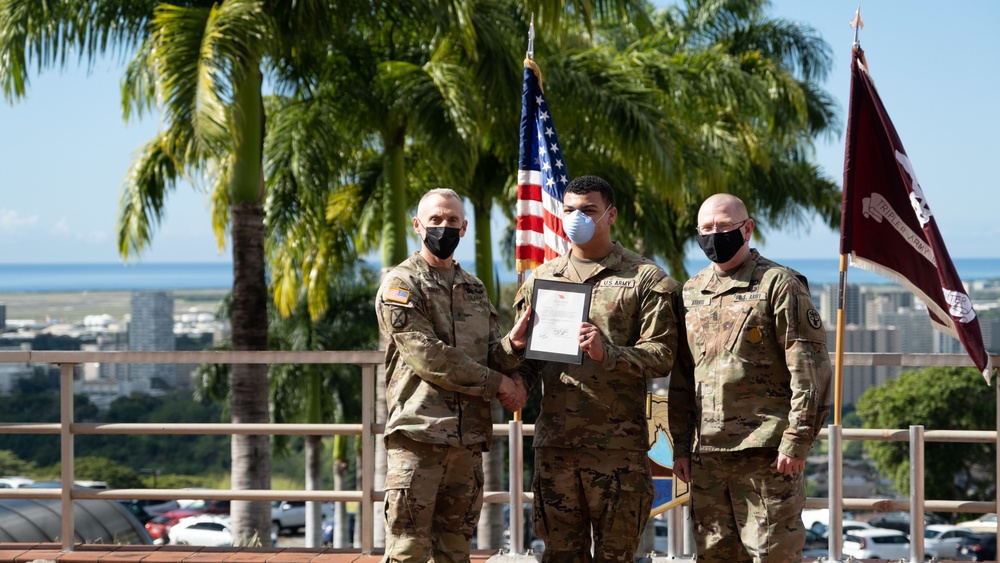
[118, 499, 181, 524]
[652, 519, 668, 553]
[963, 513, 998, 533]
[0, 476, 34, 488]
[957, 532, 998, 561]
[271, 500, 333, 536]
[146, 512, 193, 544]
[145, 501, 229, 543]
[167, 515, 234, 546]
[924, 524, 977, 560]
[841, 520, 879, 536]
[867, 510, 948, 534]
[842, 528, 910, 560]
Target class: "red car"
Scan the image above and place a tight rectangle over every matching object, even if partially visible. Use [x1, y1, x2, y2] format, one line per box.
[144, 500, 231, 543]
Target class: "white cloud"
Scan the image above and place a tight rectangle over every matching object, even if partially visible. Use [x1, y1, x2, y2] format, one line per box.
[52, 217, 70, 234]
[0, 208, 40, 232]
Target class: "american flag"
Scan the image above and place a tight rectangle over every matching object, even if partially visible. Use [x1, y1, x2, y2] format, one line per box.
[515, 62, 570, 273]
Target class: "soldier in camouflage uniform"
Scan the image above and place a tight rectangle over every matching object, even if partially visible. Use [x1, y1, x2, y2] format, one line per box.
[512, 176, 685, 563]
[668, 194, 832, 563]
[376, 188, 530, 563]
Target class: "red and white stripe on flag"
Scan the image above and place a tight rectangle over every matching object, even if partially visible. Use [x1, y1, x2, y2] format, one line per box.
[515, 62, 570, 273]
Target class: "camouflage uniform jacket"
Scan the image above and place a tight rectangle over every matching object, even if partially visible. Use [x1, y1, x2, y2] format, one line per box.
[515, 242, 683, 451]
[668, 249, 832, 461]
[376, 253, 522, 451]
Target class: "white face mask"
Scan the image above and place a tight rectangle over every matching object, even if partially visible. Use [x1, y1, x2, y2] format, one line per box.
[562, 207, 610, 245]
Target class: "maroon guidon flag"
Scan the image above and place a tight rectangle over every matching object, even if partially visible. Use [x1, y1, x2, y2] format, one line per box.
[841, 47, 994, 383]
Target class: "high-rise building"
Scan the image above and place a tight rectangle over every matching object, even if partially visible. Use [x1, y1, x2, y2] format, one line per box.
[128, 291, 175, 388]
[826, 326, 902, 407]
[819, 283, 862, 327]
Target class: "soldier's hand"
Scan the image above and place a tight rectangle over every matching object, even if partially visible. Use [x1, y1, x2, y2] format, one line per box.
[771, 452, 805, 475]
[579, 322, 605, 363]
[674, 457, 691, 484]
[498, 376, 526, 411]
[508, 306, 532, 351]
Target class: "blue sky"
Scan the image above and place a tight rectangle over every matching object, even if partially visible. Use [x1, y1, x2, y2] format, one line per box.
[0, 0, 997, 265]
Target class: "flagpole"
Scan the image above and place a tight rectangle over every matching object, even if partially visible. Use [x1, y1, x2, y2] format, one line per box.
[503, 17, 535, 558]
[833, 255, 847, 425]
[829, 12, 864, 563]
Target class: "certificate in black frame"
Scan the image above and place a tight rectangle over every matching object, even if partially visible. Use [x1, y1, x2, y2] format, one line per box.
[525, 278, 593, 364]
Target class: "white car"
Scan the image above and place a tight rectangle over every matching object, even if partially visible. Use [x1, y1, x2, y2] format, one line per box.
[167, 515, 233, 546]
[963, 513, 998, 533]
[924, 524, 976, 559]
[843, 528, 910, 560]
[841, 519, 878, 535]
[271, 501, 334, 535]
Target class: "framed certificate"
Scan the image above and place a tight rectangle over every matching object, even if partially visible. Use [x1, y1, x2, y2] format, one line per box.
[525, 279, 592, 364]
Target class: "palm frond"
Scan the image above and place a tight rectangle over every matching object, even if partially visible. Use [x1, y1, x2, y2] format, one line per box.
[117, 135, 181, 260]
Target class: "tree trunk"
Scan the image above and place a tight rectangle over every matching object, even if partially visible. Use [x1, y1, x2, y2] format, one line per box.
[333, 435, 350, 548]
[228, 66, 270, 544]
[305, 433, 323, 547]
[381, 126, 409, 268]
[229, 202, 271, 544]
[478, 400, 506, 549]
[472, 195, 496, 305]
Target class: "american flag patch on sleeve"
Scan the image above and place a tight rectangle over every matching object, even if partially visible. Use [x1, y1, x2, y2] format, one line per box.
[385, 287, 411, 304]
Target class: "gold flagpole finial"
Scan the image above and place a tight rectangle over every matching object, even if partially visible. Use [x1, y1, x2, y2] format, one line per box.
[850, 5, 864, 48]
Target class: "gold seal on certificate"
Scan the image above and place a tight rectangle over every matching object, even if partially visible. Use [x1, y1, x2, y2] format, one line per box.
[525, 279, 593, 364]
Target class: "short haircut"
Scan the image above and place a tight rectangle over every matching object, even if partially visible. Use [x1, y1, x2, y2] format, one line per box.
[565, 175, 614, 208]
[417, 188, 464, 218]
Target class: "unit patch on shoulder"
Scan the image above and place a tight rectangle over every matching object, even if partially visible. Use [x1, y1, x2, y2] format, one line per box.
[389, 308, 409, 329]
[385, 287, 411, 304]
[806, 309, 822, 329]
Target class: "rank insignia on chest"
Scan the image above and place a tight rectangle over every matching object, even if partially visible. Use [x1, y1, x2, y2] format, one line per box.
[385, 287, 411, 304]
[746, 327, 762, 343]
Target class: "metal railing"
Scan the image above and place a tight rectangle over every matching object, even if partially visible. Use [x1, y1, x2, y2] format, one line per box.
[0, 350, 996, 560]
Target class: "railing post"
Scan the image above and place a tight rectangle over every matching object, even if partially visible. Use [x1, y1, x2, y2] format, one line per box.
[909, 425, 925, 563]
[827, 423, 843, 562]
[667, 504, 684, 557]
[361, 363, 376, 555]
[508, 417, 525, 553]
[59, 363, 75, 551]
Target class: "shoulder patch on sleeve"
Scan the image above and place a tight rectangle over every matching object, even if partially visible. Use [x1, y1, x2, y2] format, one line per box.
[807, 309, 823, 330]
[385, 287, 411, 304]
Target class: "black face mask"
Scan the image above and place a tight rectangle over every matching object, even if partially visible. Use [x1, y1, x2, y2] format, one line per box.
[697, 227, 745, 264]
[423, 226, 462, 259]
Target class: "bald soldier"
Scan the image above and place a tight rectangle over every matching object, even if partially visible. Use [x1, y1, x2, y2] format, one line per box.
[668, 193, 832, 563]
[376, 188, 529, 563]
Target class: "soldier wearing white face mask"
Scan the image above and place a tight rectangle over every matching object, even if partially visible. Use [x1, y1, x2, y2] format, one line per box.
[509, 175, 688, 563]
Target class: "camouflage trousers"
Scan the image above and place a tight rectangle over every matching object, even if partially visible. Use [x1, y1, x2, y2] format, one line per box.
[382, 433, 484, 563]
[531, 447, 654, 563]
[690, 448, 805, 563]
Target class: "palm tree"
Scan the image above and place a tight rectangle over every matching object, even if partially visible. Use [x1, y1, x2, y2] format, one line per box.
[0, 0, 347, 540]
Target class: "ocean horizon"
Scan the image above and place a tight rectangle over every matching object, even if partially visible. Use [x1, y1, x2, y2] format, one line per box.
[0, 258, 999, 293]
